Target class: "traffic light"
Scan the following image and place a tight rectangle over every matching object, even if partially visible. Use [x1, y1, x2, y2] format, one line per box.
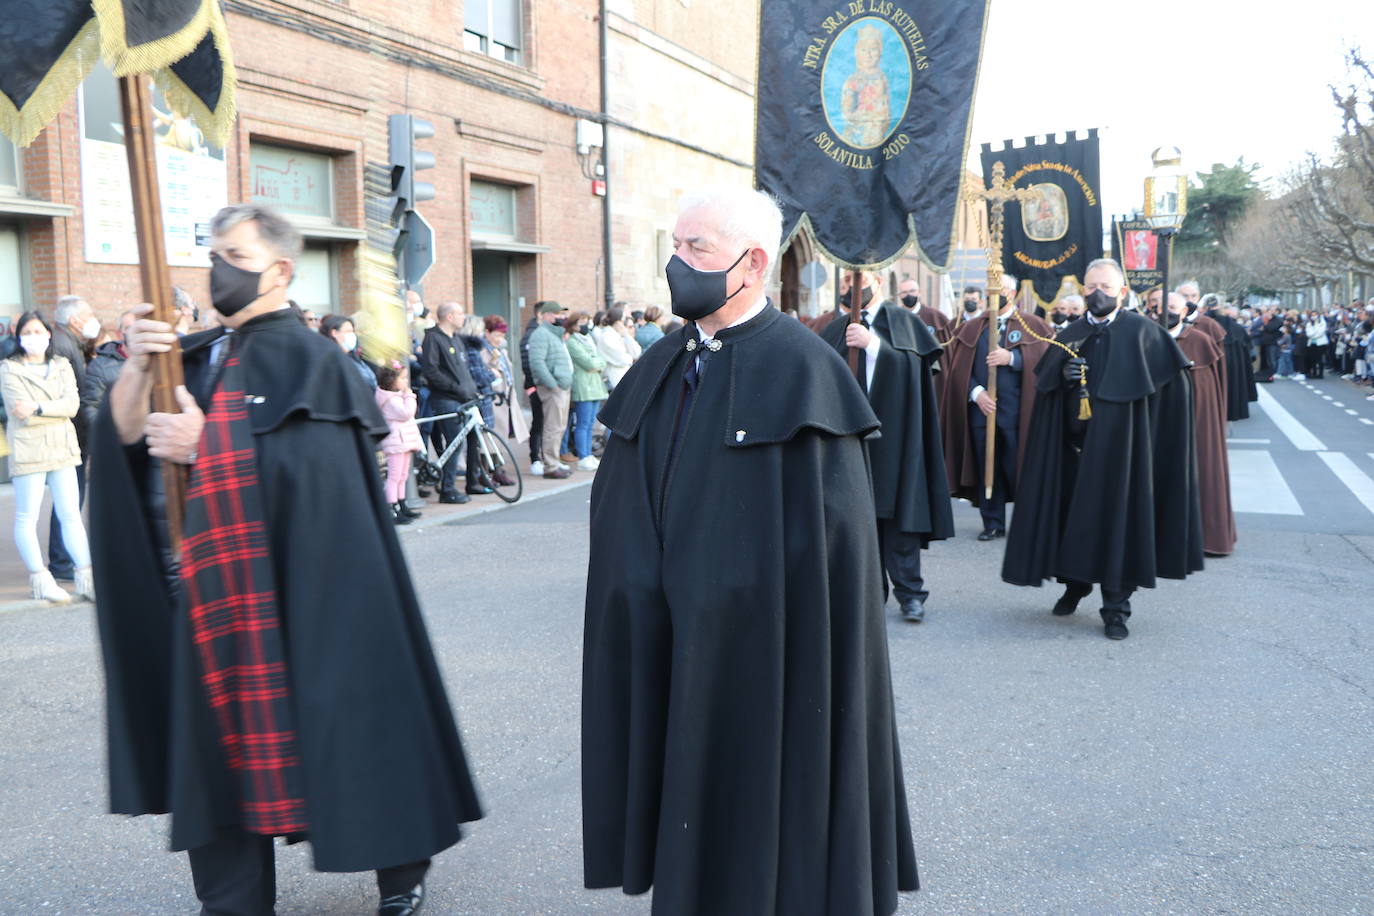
[388, 114, 436, 223]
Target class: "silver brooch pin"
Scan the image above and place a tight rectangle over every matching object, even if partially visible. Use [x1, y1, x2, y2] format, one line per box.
[736, 430, 746, 442]
[685, 339, 699, 352]
[705, 339, 723, 352]
[245, 395, 266, 404]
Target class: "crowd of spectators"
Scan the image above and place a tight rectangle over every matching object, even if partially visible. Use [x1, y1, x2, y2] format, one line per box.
[1247, 299, 1374, 395]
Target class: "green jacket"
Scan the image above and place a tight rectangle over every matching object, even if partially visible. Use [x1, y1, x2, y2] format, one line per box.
[527, 321, 574, 390]
[567, 331, 609, 402]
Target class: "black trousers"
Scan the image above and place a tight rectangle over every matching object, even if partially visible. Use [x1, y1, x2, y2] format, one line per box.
[527, 389, 544, 463]
[1060, 579, 1135, 619]
[429, 396, 480, 495]
[969, 411, 1017, 532]
[47, 460, 86, 577]
[188, 830, 430, 916]
[877, 518, 927, 604]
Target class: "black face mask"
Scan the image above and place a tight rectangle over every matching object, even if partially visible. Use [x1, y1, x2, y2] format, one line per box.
[210, 252, 266, 317]
[854, 287, 875, 309]
[1167, 311, 1183, 328]
[554, 317, 566, 328]
[963, 298, 979, 314]
[665, 249, 749, 322]
[1085, 289, 1119, 318]
[901, 294, 919, 309]
[1052, 310, 1067, 323]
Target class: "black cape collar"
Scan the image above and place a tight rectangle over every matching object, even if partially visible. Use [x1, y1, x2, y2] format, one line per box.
[601, 303, 878, 448]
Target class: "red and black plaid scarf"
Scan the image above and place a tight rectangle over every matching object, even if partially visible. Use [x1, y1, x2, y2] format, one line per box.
[180, 342, 308, 835]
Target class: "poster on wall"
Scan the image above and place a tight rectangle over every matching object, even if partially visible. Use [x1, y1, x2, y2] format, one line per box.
[79, 64, 227, 266]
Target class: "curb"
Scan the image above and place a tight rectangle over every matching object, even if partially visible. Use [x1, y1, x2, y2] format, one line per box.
[398, 476, 593, 533]
[0, 478, 594, 617]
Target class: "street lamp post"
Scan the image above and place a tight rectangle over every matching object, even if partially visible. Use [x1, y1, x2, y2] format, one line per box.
[1144, 146, 1188, 327]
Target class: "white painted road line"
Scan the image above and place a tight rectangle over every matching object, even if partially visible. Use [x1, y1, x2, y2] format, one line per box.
[1227, 438, 1272, 445]
[1255, 386, 1327, 451]
[1323, 395, 1334, 400]
[1319, 452, 1374, 517]
[1228, 450, 1304, 515]
[1365, 419, 1374, 426]
[1346, 409, 1359, 415]
[1334, 401, 1346, 407]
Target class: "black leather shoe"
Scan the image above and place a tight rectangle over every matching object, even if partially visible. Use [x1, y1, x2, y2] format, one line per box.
[438, 491, 470, 504]
[465, 484, 495, 495]
[1052, 595, 1079, 616]
[1103, 612, 1129, 640]
[417, 487, 433, 498]
[391, 504, 413, 525]
[399, 501, 421, 519]
[976, 527, 1006, 541]
[899, 598, 925, 622]
[378, 882, 424, 916]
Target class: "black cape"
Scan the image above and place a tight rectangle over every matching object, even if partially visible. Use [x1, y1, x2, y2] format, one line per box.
[583, 305, 919, 915]
[820, 304, 954, 542]
[89, 309, 482, 872]
[1211, 313, 1258, 420]
[1002, 310, 1205, 591]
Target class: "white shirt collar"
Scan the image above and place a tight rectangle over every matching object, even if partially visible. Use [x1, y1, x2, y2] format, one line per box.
[1086, 307, 1120, 326]
[698, 297, 769, 343]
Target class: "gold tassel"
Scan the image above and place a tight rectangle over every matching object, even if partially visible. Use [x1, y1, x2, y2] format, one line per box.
[1078, 383, 1092, 420]
[93, 0, 217, 77]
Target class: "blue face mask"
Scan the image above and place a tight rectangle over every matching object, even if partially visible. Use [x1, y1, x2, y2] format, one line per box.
[665, 249, 750, 322]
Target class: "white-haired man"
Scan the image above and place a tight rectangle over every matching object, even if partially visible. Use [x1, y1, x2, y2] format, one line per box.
[1002, 258, 1204, 640]
[90, 203, 481, 915]
[46, 294, 100, 580]
[583, 187, 919, 913]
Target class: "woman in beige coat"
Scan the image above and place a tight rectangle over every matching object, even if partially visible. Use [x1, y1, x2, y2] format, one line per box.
[1, 312, 94, 604]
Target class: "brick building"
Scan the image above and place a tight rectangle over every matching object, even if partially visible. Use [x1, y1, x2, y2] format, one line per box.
[1, 0, 609, 337]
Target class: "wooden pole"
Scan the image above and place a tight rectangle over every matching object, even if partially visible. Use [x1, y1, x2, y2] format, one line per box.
[118, 75, 187, 552]
[983, 288, 1000, 501]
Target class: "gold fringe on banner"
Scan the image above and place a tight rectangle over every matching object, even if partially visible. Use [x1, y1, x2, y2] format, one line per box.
[0, 18, 101, 147]
[150, 4, 238, 149]
[93, 0, 217, 77]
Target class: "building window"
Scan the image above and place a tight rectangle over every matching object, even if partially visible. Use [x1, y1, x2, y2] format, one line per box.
[464, 0, 522, 64]
[470, 180, 518, 239]
[292, 244, 338, 311]
[249, 143, 335, 222]
[0, 225, 25, 319]
[0, 141, 17, 192]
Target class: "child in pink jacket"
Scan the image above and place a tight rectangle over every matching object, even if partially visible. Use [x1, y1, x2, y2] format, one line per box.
[375, 361, 424, 525]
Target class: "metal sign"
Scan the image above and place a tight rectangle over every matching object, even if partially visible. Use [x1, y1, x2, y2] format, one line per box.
[401, 210, 435, 288]
[799, 259, 829, 290]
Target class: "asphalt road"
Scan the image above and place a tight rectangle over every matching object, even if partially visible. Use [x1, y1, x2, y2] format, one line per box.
[1, 377, 1372, 914]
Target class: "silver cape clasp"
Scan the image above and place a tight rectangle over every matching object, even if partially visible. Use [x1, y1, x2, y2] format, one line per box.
[685, 338, 722, 353]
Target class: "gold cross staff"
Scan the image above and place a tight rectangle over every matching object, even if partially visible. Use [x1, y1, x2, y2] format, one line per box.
[964, 161, 1037, 500]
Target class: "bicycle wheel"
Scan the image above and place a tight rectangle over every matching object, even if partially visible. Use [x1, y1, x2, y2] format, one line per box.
[476, 427, 523, 503]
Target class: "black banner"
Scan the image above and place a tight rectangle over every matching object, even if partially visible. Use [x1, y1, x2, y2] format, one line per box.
[980, 130, 1102, 306]
[755, 0, 989, 269]
[1110, 216, 1165, 294]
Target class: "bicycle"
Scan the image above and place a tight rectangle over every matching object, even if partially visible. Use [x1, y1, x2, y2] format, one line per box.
[413, 397, 524, 503]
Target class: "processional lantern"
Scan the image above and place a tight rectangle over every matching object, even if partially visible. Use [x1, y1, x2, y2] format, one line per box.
[1143, 146, 1188, 230]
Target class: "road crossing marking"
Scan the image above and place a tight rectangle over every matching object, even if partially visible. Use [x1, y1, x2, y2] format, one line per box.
[1323, 395, 1334, 400]
[1319, 452, 1374, 517]
[1365, 419, 1374, 426]
[1228, 450, 1304, 515]
[1334, 401, 1346, 407]
[1256, 387, 1327, 451]
[1227, 438, 1271, 445]
[1346, 409, 1359, 415]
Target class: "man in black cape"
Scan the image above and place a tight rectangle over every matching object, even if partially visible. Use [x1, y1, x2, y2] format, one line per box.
[1206, 299, 1258, 420]
[1002, 258, 1204, 640]
[89, 204, 481, 916]
[583, 188, 918, 915]
[819, 270, 953, 622]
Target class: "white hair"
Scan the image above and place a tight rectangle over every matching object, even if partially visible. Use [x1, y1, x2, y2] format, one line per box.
[1001, 274, 1017, 293]
[1176, 280, 1201, 295]
[54, 295, 87, 325]
[1084, 257, 1125, 284]
[1059, 294, 1084, 307]
[677, 186, 783, 269]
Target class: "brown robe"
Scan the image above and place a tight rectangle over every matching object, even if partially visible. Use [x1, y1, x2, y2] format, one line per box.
[939, 309, 1053, 503]
[807, 309, 840, 334]
[1177, 324, 1237, 556]
[916, 305, 955, 403]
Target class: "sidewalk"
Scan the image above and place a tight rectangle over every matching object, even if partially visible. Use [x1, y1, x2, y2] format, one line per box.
[0, 462, 595, 615]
